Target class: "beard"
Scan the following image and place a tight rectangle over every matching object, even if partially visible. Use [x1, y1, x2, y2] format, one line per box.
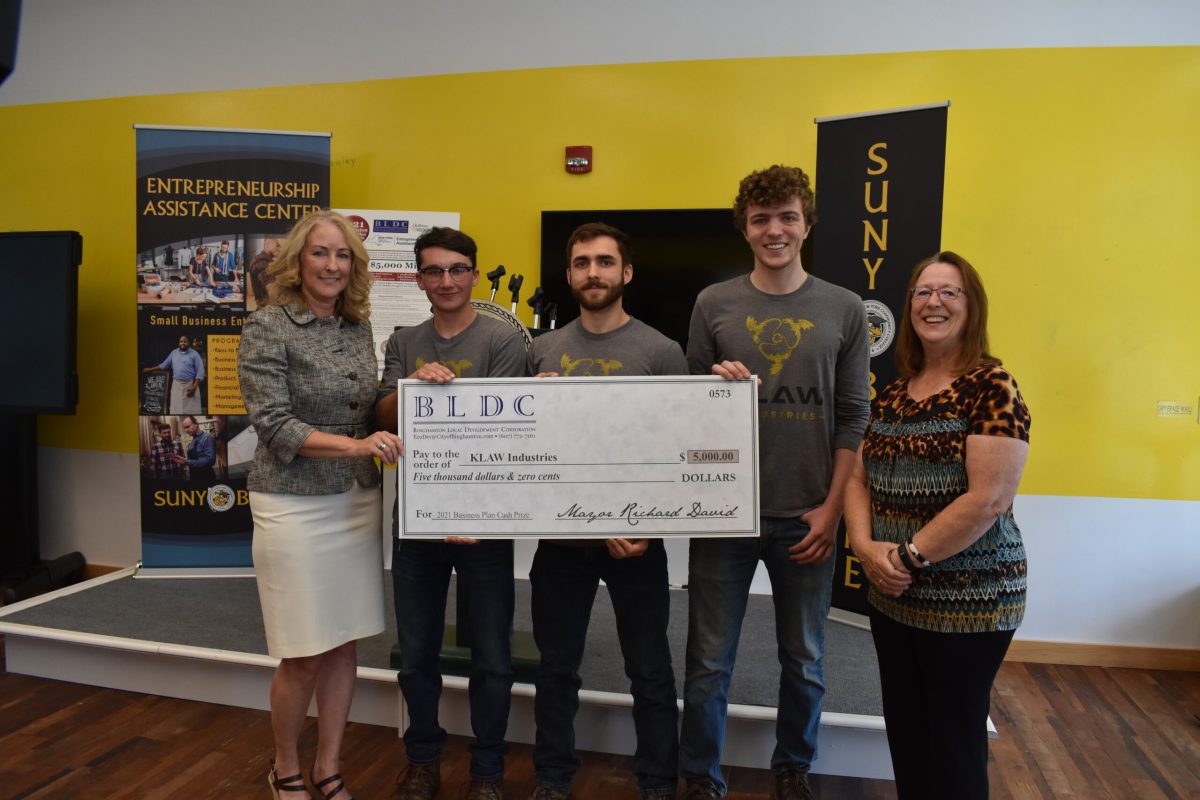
[571, 278, 624, 312]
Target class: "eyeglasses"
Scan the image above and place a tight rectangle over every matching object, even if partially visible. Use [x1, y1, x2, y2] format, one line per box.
[911, 286, 964, 302]
[418, 264, 475, 280]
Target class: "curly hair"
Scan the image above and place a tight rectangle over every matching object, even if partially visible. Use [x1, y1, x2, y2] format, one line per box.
[732, 165, 817, 232]
[265, 210, 372, 322]
[894, 251, 1001, 378]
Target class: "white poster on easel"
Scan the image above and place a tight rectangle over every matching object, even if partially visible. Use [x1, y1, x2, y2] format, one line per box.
[336, 208, 460, 373]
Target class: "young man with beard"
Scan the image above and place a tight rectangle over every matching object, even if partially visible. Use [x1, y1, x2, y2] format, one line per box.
[148, 421, 184, 479]
[525, 223, 684, 800]
[212, 240, 238, 283]
[680, 166, 870, 800]
[377, 227, 530, 800]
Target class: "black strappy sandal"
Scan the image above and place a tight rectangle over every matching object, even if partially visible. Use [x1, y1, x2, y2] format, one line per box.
[311, 770, 346, 799]
[269, 762, 312, 798]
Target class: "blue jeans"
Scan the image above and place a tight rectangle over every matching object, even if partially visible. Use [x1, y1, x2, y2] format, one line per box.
[679, 517, 834, 793]
[392, 538, 515, 781]
[529, 540, 678, 794]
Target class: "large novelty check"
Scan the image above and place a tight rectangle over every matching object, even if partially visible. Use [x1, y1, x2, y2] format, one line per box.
[398, 376, 759, 538]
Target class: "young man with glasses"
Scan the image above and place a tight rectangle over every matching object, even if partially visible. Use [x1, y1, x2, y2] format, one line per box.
[377, 227, 531, 800]
[680, 165, 870, 800]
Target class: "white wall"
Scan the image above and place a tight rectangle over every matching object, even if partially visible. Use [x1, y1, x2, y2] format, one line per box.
[1015, 496, 1200, 649]
[3, 0, 1198, 106]
[38, 449, 140, 567]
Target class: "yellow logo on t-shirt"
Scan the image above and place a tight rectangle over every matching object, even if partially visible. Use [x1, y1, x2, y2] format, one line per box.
[559, 353, 624, 376]
[415, 356, 473, 377]
[745, 316, 814, 375]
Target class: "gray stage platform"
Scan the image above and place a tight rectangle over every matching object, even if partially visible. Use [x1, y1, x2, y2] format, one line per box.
[0, 569, 894, 779]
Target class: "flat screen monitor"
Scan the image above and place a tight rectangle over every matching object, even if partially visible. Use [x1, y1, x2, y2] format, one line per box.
[0, 231, 82, 414]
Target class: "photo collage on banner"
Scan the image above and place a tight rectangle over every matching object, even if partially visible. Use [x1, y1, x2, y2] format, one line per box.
[335, 208, 460, 376]
[812, 104, 948, 613]
[135, 126, 330, 570]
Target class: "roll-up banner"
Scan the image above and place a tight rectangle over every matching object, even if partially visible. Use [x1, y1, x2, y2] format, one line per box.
[812, 103, 948, 614]
[134, 125, 330, 573]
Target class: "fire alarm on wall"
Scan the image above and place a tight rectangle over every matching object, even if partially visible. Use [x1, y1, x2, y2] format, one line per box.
[565, 146, 592, 174]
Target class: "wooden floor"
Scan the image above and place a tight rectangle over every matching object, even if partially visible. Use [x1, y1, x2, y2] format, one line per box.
[1, 638, 1197, 799]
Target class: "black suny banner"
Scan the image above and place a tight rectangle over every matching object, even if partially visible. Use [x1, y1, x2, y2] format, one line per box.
[811, 103, 948, 615]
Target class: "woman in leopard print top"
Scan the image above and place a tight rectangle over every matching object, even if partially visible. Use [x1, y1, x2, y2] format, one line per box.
[846, 251, 1031, 800]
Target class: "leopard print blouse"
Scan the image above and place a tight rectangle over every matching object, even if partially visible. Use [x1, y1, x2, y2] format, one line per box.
[862, 364, 1031, 633]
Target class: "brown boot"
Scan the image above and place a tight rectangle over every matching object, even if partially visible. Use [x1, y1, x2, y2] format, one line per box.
[393, 760, 441, 800]
[773, 767, 814, 800]
[467, 777, 505, 800]
[680, 779, 720, 799]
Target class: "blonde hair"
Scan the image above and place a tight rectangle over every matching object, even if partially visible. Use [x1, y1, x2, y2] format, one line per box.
[265, 210, 372, 322]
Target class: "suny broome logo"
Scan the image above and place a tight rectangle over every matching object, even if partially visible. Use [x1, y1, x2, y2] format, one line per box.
[863, 299, 895, 358]
[153, 484, 247, 512]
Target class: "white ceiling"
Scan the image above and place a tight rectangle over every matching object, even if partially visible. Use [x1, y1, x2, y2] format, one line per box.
[2, 0, 1197, 106]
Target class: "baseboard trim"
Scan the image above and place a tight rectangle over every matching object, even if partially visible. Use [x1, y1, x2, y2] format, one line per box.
[1007, 640, 1200, 671]
[81, 564, 125, 581]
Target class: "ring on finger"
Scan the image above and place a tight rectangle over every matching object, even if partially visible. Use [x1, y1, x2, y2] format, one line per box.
[377, 442, 388, 451]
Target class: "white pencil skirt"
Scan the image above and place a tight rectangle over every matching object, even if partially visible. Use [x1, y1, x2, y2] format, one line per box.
[251, 483, 385, 659]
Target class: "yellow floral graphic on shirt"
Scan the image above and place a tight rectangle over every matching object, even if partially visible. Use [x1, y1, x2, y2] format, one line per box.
[559, 353, 624, 376]
[415, 356, 473, 377]
[745, 316, 814, 375]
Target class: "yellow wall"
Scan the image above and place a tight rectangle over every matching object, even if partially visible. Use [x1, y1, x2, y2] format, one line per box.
[2, 46, 1197, 501]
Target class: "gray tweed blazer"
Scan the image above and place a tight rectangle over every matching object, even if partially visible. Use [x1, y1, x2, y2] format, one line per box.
[238, 303, 381, 495]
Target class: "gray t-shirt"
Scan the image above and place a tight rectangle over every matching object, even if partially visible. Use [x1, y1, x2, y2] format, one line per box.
[532, 317, 687, 377]
[686, 273, 870, 517]
[380, 313, 531, 534]
[532, 315, 686, 544]
[379, 313, 531, 389]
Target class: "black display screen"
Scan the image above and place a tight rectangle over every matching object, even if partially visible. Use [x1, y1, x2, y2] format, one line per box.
[538, 209, 762, 348]
[0, 231, 82, 414]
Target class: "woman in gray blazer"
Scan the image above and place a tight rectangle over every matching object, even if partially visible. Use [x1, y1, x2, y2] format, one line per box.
[238, 209, 402, 800]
